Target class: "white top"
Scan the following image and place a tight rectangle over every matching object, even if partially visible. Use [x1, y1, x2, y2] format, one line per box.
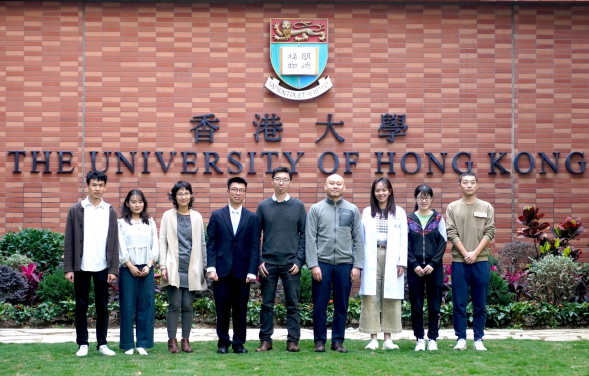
[230, 205, 243, 235]
[118, 217, 159, 267]
[81, 196, 110, 272]
[271, 193, 291, 202]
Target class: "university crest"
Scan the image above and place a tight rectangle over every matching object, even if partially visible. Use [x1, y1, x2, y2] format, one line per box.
[265, 19, 333, 100]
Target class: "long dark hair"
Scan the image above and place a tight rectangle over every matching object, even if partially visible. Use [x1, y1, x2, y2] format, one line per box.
[413, 184, 434, 211]
[168, 180, 194, 209]
[370, 178, 396, 219]
[121, 189, 150, 225]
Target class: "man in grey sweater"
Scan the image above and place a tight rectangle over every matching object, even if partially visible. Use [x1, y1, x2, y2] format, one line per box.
[256, 166, 306, 353]
[306, 174, 364, 353]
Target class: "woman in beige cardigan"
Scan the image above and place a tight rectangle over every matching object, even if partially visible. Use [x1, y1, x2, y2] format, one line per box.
[159, 181, 207, 354]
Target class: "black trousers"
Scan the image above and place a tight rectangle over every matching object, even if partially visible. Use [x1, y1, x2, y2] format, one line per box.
[213, 270, 251, 349]
[259, 263, 301, 344]
[74, 269, 109, 349]
[407, 264, 444, 340]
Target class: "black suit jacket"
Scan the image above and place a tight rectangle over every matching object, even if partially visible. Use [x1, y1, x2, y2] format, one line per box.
[206, 205, 261, 280]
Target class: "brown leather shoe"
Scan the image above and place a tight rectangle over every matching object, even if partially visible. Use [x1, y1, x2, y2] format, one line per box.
[331, 342, 348, 353]
[314, 342, 326, 352]
[168, 338, 180, 353]
[181, 338, 193, 353]
[287, 342, 300, 352]
[255, 341, 273, 352]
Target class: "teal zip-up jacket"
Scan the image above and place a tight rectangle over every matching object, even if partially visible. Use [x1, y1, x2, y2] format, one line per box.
[305, 197, 364, 269]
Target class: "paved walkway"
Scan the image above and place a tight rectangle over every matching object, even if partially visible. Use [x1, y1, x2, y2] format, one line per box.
[1, 328, 588, 344]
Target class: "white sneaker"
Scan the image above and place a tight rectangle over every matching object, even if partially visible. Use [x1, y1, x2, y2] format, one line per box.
[98, 345, 116, 356]
[124, 349, 133, 355]
[427, 340, 438, 351]
[414, 339, 425, 351]
[365, 339, 379, 350]
[76, 345, 89, 357]
[136, 347, 148, 355]
[382, 339, 399, 350]
[474, 340, 487, 351]
[454, 338, 467, 351]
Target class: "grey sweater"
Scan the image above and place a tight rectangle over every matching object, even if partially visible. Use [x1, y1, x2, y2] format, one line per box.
[305, 197, 364, 269]
[256, 197, 306, 268]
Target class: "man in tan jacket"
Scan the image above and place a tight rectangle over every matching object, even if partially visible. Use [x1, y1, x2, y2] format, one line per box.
[445, 172, 495, 352]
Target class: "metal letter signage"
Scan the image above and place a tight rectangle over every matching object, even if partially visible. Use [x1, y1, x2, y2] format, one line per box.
[266, 19, 333, 100]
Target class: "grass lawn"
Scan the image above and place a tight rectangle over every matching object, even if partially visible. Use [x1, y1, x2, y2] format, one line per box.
[1, 339, 588, 376]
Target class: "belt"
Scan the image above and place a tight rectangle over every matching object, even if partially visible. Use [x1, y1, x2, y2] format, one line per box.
[377, 244, 387, 249]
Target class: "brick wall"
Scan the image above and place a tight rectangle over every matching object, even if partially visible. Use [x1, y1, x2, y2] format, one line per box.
[1, 1, 588, 284]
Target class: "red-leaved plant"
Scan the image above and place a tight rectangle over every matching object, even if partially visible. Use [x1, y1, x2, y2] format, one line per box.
[21, 262, 43, 304]
[516, 206, 550, 255]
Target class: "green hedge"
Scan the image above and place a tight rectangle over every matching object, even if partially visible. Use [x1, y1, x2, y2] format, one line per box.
[2, 298, 589, 329]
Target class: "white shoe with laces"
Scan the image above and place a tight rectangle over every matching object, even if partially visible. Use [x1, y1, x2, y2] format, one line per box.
[124, 349, 133, 355]
[414, 339, 425, 351]
[474, 339, 487, 351]
[382, 339, 399, 350]
[136, 347, 148, 355]
[98, 345, 116, 356]
[454, 338, 467, 351]
[76, 345, 89, 357]
[427, 340, 438, 351]
[365, 339, 379, 350]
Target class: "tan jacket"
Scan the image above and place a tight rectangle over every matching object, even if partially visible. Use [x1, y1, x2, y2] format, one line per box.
[159, 208, 207, 291]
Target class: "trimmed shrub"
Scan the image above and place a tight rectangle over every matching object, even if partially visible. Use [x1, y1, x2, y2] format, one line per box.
[3, 254, 33, 271]
[0, 265, 27, 304]
[37, 269, 75, 304]
[527, 255, 579, 304]
[498, 241, 537, 274]
[487, 271, 514, 306]
[299, 267, 313, 304]
[0, 228, 64, 273]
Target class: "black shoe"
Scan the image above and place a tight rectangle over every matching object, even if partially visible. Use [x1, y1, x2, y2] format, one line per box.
[314, 342, 326, 352]
[331, 342, 348, 353]
[233, 346, 248, 354]
[217, 346, 229, 354]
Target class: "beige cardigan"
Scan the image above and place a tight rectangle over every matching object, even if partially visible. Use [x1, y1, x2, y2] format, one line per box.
[159, 208, 207, 291]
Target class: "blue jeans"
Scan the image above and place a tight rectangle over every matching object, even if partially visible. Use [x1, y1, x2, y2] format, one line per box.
[118, 266, 155, 350]
[312, 262, 353, 344]
[451, 261, 490, 341]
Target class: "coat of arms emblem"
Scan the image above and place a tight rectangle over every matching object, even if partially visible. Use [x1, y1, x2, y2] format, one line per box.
[265, 19, 333, 100]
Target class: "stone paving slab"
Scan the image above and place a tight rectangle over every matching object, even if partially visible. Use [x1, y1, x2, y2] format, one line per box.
[1, 328, 588, 344]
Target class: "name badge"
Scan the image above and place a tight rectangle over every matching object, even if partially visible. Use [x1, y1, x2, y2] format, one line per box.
[474, 212, 487, 218]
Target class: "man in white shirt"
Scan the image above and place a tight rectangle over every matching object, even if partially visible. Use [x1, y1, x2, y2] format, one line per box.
[64, 171, 119, 357]
[206, 177, 261, 354]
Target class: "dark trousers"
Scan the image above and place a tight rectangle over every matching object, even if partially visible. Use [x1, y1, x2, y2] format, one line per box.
[118, 265, 155, 350]
[74, 269, 109, 349]
[408, 263, 444, 340]
[312, 262, 352, 344]
[213, 269, 251, 349]
[166, 286, 196, 339]
[259, 263, 301, 344]
[451, 261, 490, 341]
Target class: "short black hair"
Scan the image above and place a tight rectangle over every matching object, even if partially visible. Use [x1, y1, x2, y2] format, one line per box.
[458, 172, 478, 183]
[168, 181, 194, 209]
[227, 177, 247, 190]
[271, 166, 292, 180]
[86, 170, 107, 185]
[413, 184, 434, 211]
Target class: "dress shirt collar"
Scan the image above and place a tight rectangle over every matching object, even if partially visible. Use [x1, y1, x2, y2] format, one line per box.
[81, 196, 109, 209]
[271, 193, 291, 202]
[229, 205, 242, 215]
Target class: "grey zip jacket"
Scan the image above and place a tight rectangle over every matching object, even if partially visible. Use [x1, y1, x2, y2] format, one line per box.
[305, 197, 364, 269]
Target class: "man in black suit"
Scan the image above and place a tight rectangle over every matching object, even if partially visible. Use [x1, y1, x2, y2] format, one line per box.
[206, 177, 261, 354]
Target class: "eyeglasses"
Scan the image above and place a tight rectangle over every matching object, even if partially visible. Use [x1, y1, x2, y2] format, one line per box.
[176, 193, 192, 198]
[230, 188, 246, 194]
[273, 178, 291, 183]
[417, 196, 432, 202]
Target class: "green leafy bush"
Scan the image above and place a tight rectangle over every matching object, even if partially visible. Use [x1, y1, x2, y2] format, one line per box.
[487, 271, 514, 306]
[0, 228, 64, 273]
[299, 267, 313, 304]
[0, 265, 27, 304]
[527, 255, 580, 304]
[37, 269, 75, 304]
[3, 254, 33, 271]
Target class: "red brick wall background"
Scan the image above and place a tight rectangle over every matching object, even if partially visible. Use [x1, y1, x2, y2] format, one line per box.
[1, 2, 588, 268]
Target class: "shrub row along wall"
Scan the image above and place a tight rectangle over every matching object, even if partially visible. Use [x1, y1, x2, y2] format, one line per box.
[1, 1, 588, 283]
